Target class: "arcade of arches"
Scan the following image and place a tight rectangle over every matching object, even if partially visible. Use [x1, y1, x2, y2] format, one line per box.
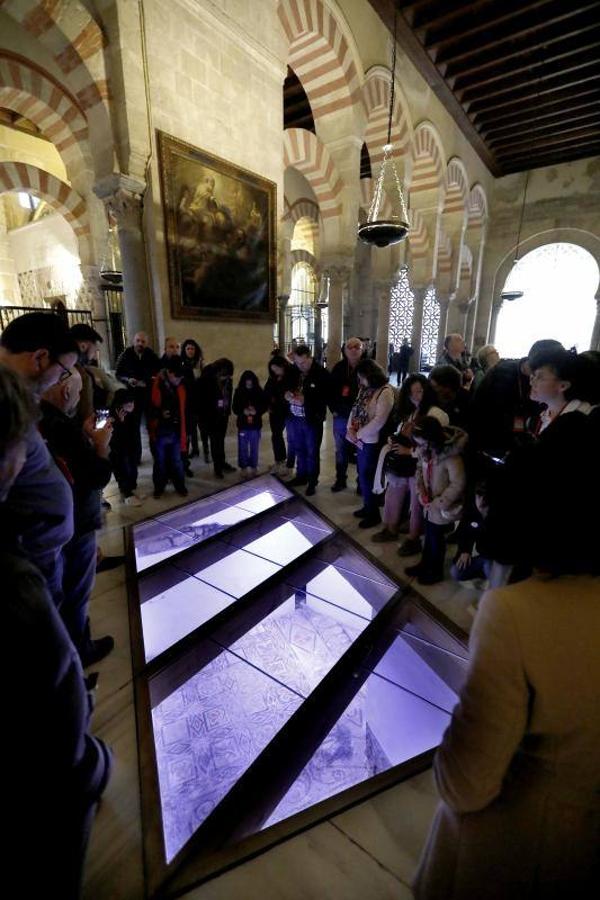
[1, 0, 599, 370]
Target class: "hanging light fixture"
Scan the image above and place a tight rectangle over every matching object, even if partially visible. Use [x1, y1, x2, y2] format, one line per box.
[501, 172, 529, 302]
[358, 8, 409, 248]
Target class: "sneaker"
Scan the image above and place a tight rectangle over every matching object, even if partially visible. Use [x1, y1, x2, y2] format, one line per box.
[398, 538, 422, 557]
[371, 528, 398, 543]
[80, 635, 115, 668]
[330, 480, 347, 493]
[124, 495, 142, 507]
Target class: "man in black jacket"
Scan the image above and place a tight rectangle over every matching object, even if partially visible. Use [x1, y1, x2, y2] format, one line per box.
[41, 368, 114, 666]
[115, 331, 160, 463]
[286, 345, 329, 496]
[328, 336, 362, 492]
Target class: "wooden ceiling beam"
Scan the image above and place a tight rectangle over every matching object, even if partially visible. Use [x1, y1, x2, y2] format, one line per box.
[410, 0, 493, 34]
[466, 66, 600, 116]
[459, 49, 600, 106]
[473, 84, 600, 129]
[495, 127, 600, 159]
[477, 95, 600, 137]
[432, 3, 599, 67]
[500, 143, 600, 173]
[452, 32, 600, 95]
[489, 116, 600, 150]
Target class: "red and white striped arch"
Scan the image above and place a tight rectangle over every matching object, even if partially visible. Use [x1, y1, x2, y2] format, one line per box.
[468, 184, 488, 227]
[284, 197, 320, 226]
[291, 247, 317, 267]
[284, 128, 343, 220]
[0, 0, 109, 112]
[0, 52, 92, 178]
[278, 0, 362, 121]
[437, 229, 452, 274]
[408, 208, 429, 259]
[363, 66, 411, 168]
[0, 161, 91, 260]
[443, 158, 468, 216]
[409, 122, 445, 198]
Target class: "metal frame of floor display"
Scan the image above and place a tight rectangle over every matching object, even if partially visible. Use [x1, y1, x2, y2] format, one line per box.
[125, 474, 468, 897]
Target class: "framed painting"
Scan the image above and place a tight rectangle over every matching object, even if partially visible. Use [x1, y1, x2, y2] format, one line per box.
[158, 131, 277, 321]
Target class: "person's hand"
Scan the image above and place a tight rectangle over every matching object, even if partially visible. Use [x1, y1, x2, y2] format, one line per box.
[129, 377, 138, 387]
[356, 438, 364, 450]
[90, 420, 113, 457]
[248, 405, 256, 415]
[346, 430, 357, 445]
[456, 552, 472, 570]
[284, 391, 294, 403]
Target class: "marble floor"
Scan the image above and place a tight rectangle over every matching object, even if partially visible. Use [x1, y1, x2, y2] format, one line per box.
[83, 424, 480, 900]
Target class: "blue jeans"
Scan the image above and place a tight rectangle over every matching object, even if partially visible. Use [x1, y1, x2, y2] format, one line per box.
[238, 429, 261, 468]
[61, 530, 97, 655]
[356, 442, 380, 516]
[450, 554, 492, 582]
[332, 414, 350, 476]
[153, 430, 185, 492]
[286, 416, 320, 484]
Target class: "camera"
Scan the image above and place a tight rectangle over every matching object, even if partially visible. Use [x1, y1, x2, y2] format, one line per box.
[95, 409, 110, 430]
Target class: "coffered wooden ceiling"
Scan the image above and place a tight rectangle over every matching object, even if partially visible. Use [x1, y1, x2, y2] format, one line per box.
[368, 0, 600, 176]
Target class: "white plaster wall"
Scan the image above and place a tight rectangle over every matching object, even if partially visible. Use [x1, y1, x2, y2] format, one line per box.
[9, 212, 83, 306]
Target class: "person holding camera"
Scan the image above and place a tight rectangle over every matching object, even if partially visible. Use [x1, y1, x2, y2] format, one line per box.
[372, 375, 449, 549]
[40, 368, 115, 667]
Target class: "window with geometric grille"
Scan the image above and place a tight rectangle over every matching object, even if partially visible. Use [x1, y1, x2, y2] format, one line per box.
[389, 265, 414, 351]
[420, 285, 440, 370]
[288, 262, 317, 347]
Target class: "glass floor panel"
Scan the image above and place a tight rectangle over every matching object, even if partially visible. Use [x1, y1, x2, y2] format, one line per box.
[133, 519, 197, 573]
[150, 645, 302, 863]
[212, 588, 368, 698]
[264, 668, 452, 830]
[174, 543, 281, 598]
[286, 559, 398, 621]
[139, 565, 238, 663]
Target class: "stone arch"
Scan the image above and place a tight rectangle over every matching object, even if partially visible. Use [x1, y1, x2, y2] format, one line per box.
[468, 183, 488, 227]
[436, 229, 452, 275]
[0, 52, 93, 187]
[291, 247, 317, 267]
[407, 208, 429, 259]
[1, 1, 114, 177]
[0, 161, 92, 263]
[363, 66, 412, 170]
[278, 0, 363, 125]
[285, 197, 320, 227]
[409, 121, 446, 202]
[443, 157, 468, 216]
[284, 128, 343, 221]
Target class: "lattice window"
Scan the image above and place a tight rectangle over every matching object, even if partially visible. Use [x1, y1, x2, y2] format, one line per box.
[389, 265, 414, 351]
[420, 285, 440, 369]
[289, 262, 317, 346]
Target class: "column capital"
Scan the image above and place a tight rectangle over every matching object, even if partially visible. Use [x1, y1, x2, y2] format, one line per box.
[322, 263, 352, 286]
[277, 293, 290, 307]
[94, 174, 146, 232]
[492, 296, 505, 312]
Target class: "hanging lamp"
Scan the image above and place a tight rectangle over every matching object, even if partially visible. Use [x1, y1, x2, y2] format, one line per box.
[358, 8, 409, 248]
[501, 172, 529, 302]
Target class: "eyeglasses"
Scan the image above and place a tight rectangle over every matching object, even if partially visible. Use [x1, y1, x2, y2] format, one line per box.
[55, 359, 73, 383]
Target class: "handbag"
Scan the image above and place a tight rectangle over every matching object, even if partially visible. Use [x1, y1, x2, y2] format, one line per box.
[383, 446, 417, 478]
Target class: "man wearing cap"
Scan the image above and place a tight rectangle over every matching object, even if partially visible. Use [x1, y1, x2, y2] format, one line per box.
[0, 312, 78, 607]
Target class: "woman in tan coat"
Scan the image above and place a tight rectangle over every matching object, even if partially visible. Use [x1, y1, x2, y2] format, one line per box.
[414, 433, 600, 899]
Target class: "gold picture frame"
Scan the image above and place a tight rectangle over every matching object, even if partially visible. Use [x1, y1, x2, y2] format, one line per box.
[158, 131, 277, 321]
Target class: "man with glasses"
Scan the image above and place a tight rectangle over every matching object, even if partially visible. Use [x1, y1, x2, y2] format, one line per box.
[0, 312, 79, 606]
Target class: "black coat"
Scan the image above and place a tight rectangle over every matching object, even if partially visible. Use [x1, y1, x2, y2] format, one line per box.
[40, 401, 112, 536]
[195, 364, 233, 429]
[232, 384, 267, 430]
[115, 346, 160, 389]
[285, 361, 330, 425]
[328, 359, 359, 418]
[470, 358, 542, 455]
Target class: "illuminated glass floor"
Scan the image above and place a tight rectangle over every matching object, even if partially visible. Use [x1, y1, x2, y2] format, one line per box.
[127, 475, 467, 896]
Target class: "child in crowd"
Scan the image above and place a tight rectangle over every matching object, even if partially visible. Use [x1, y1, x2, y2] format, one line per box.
[232, 370, 267, 478]
[109, 388, 142, 506]
[148, 357, 188, 499]
[450, 480, 492, 584]
[264, 355, 293, 475]
[405, 416, 467, 585]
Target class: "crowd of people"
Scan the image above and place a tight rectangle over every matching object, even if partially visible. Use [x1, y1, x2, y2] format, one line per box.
[1, 311, 598, 897]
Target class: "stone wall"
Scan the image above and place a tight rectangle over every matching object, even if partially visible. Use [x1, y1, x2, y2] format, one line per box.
[141, 0, 287, 380]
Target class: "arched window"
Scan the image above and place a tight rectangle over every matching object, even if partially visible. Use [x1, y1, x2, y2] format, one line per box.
[497, 243, 598, 356]
[420, 285, 440, 370]
[389, 265, 414, 350]
[289, 262, 317, 347]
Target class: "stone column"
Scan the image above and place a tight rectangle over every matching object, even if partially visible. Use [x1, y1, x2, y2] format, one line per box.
[489, 297, 504, 344]
[436, 295, 450, 360]
[77, 263, 111, 361]
[277, 293, 289, 354]
[0, 199, 21, 304]
[93, 174, 153, 342]
[591, 291, 600, 351]
[324, 265, 350, 371]
[411, 285, 427, 372]
[374, 278, 393, 370]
